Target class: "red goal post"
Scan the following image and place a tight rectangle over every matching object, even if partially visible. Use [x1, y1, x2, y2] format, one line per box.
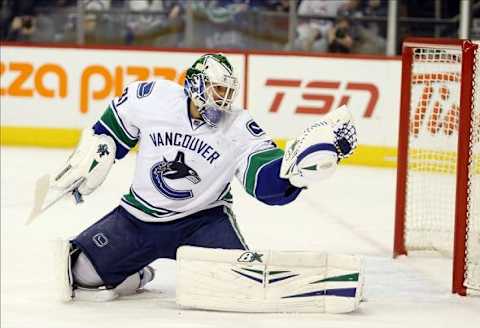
[394, 38, 479, 296]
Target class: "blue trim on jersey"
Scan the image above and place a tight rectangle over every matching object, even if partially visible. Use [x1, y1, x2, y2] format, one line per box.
[93, 121, 130, 159]
[254, 158, 302, 206]
[110, 100, 137, 141]
[296, 143, 337, 163]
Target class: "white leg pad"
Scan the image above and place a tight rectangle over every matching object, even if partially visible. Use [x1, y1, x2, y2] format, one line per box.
[54, 239, 155, 302]
[54, 239, 75, 302]
[176, 246, 364, 313]
[54, 239, 118, 302]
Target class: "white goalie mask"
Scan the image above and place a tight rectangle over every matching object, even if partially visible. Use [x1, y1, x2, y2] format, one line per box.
[184, 54, 240, 127]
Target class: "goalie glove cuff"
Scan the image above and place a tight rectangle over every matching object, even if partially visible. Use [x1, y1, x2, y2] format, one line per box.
[280, 123, 338, 188]
[279, 105, 357, 188]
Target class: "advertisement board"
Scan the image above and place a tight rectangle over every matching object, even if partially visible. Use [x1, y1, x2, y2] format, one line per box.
[1, 44, 401, 166]
[247, 54, 401, 166]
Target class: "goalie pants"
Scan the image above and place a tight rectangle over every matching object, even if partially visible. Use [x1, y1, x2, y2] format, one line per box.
[71, 205, 247, 287]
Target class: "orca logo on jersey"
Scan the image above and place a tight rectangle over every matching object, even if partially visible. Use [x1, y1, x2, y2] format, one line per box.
[150, 151, 201, 200]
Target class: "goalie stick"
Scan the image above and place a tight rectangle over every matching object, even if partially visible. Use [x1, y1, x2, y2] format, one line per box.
[27, 175, 85, 225]
[27, 129, 116, 225]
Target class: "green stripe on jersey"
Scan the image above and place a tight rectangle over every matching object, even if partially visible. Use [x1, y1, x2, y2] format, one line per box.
[99, 106, 137, 148]
[222, 191, 233, 202]
[122, 190, 173, 217]
[244, 148, 284, 196]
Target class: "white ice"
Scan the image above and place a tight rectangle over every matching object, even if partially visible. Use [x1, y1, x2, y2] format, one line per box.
[2, 147, 479, 328]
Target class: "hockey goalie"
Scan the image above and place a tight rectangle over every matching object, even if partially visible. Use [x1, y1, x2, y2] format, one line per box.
[31, 53, 361, 313]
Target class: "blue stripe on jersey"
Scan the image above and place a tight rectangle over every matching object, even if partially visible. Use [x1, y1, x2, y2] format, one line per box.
[254, 158, 302, 205]
[110, 101, 137, 141]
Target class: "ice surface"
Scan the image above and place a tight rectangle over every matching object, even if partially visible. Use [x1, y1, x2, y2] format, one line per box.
[2, 147, 479, 328]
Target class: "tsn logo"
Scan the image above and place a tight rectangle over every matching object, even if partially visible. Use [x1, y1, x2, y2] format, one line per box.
[264, 78, 379, 118]
[1, 61, 186, 114]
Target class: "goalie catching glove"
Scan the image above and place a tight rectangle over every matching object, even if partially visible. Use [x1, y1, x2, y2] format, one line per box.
[51, 129, 116, 196]
[280, 105, 357, 188]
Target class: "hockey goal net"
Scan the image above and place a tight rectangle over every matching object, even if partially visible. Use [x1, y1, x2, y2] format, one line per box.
[394, 38, 480, 295]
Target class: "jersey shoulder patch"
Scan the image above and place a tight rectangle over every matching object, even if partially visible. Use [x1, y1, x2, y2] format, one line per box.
[246, 119, 266, 137]
[137, 81, 156, 98]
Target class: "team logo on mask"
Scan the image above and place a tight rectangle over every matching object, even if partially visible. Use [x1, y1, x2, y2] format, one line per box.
[150, 151, 201, 200]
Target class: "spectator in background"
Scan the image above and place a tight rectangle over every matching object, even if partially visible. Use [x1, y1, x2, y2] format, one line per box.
[5, 0, 56, 42]
[82, 0, 111, 42]
[270, 0, 290, 13]
[4, 0, 37, 40]
[196, 0, 250, 49]
[2, 0, 34, 38]
[60, 0, 125, 44]
[249, 0, 290, 12]
[125, 0, 165, 43]
[6, 15, 36, 41]
[362, 0, 387, 38]
[352, 0, 387, 54]
[125, 0, 186, 45]
[84, 0, 111, 10]
[292, 0, 349, 52]
[164, 0, 185, 20]
[326, 15, 353, 53]
[126, 0, 184, 30]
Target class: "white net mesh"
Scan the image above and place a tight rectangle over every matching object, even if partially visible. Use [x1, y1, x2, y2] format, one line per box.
[404, 43, 480, 292]
[406, 47, 461, 254]
[465, 42, 480, 291]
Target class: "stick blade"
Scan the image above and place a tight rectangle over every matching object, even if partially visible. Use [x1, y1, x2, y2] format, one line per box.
[27, 174, 51, 225]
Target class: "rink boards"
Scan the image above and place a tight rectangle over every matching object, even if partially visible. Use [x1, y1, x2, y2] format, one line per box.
[1, 44, 401, 167]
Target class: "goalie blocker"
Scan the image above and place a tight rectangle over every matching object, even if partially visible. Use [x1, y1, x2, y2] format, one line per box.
[27, 129, 116, 224]
[176, 246, 364, 313]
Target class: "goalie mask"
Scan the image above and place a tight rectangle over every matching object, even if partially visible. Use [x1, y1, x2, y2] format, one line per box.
[184, 54, 239, 127]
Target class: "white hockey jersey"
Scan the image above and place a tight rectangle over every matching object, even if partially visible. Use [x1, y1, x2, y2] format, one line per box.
[96, 79, 285, 222]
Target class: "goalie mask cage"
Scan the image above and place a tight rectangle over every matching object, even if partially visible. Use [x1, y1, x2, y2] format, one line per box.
[394, 38, 480, 296]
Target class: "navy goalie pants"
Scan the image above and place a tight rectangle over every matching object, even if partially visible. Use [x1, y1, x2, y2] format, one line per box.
[71, 205, 247, 287]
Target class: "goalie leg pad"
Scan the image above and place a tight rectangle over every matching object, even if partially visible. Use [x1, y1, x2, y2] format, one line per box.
[176, 246, 364, 313]
[55, 240, 155, 301]
[54, 239, 118, 302]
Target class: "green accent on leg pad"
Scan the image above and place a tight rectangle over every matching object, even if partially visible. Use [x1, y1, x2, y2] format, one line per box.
[310, 273, 359, 284]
